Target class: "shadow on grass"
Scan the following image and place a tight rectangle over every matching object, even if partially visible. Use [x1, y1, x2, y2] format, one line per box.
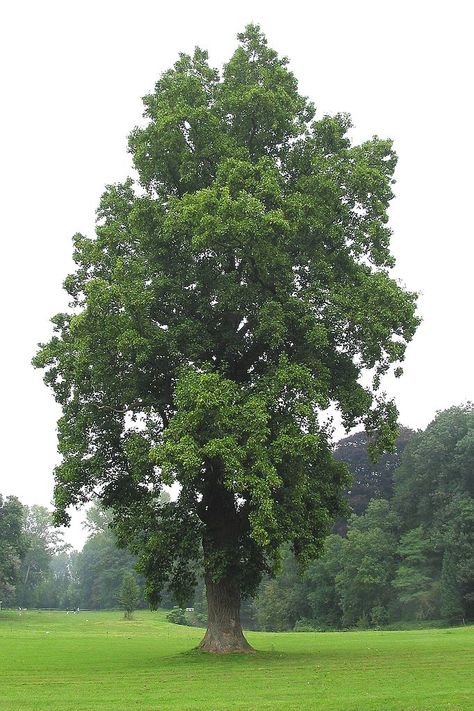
[176, 646, 315, 665]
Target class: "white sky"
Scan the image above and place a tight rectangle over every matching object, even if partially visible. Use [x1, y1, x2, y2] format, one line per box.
[1, 0, 472, 549]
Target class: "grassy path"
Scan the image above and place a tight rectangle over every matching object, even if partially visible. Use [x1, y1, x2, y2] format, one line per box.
[1, 610, 472, 710]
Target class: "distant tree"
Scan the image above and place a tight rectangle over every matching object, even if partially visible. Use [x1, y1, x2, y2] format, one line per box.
[50, 549, 80, 609]
[394, 405, 474, 621]
[75, 529, 144, 609]
[394, 405, 474, 531]
[16, 505, 65, 607]
[336, 500, 399, 626]
[304, 534, 344, 627]
[119, 573, 140, 619]
[0, 495, 25, 606]
[335, 426, 413, 518]
[248, 408, 474, 630]
[393, 527, 439, 620]
[440, 549, 464, 623]
[254, 547, 310, 631]
[166, 606, 189, 626]
[33, 24, 418, 652]
[83, 502, 114, 536]
[440, 496, 474, 621]
[251, 537, 345, 631]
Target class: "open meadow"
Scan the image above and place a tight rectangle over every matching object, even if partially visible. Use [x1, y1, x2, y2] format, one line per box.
[0, 610, 473, 710]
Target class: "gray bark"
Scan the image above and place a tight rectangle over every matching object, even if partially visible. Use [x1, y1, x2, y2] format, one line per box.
[199, 576, 253, 653]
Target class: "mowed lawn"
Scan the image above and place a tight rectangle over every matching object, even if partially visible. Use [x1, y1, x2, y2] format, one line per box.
[0, 610, 473, 711]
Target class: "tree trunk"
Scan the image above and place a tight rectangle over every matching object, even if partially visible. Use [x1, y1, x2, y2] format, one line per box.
[198, 576, 254, 653]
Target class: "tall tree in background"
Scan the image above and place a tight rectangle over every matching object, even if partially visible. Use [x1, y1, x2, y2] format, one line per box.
[440, 496, 474, 621]
[304, 534, 344, 627]
[393, 526, 439, 620]
[336, 500, 399, 626]
[334, 426, 413, 518]
[255, 546, 311, 631]
[395, 406, 474, 530]
[33, 25, 418, 652]
[119, 573, 140, 620]
[75, 519, 144, 610]
[45, 549, 79, 610]
[394, 405, 474, 621]
[0, 495, 25, 606]
[16, 505, 66, 607]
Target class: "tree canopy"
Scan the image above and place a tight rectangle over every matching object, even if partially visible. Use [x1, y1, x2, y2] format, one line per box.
[119, 572, 140, 620]
[394, 404, 474, 621]
[33, 25, 418, 651]
[335, 426, 413, 517]
[15, 505, 66, 608]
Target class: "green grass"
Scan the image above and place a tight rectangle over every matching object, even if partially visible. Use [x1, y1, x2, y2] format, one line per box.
[1, 610, 473, 710]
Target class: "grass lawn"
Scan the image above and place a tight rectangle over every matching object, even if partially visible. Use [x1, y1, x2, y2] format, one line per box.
[0, 610, 472, 710]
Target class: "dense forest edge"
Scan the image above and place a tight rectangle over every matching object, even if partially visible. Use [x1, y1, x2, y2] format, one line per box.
[1, 403, 473, 630]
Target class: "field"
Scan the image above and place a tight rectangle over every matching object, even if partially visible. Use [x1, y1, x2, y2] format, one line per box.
[1, 610, 473, 711]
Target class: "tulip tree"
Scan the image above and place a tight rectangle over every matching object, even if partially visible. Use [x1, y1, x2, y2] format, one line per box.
[33, 25, 418, 652]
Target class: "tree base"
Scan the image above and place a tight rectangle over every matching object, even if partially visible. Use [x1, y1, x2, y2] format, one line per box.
[198, 626, 254, 654]
[199, 573, 255, 653]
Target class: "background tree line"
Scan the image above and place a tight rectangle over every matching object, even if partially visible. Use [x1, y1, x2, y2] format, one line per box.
[1, 404, 473, 627]
[0, 499, 148, 611]
[251, 405, 474, 630]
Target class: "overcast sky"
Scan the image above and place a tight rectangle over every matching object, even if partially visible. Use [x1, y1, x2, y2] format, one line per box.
[1, 0, 472, 549]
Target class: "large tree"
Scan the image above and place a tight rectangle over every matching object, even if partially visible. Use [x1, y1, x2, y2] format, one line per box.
[33, 25, 418, 652]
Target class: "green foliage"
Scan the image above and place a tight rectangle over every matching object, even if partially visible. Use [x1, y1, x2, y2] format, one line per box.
[166, 606, 189, 626]
[370, 604, 389, 627]
[394, 405, 474, 531]
[440, 496, 474, 621]
[394, 405, 474, 621]
[0, 495, 25, 605]
[0, 497, 79, 610]
[75, 529, 144, 610]
[440, 549, 464, 623]
[393, 527, 439, 620]
[293, 618, 320, 632]
[304, 534, 344, 628]
[251, 407, 474, 631]
[336, 500, 400, 626]
[118, 573, 140, 619]
[16, 506, 66, 608]
[0, 494, 149, 612]
[334, 426, 413, 519]
[255, 547, 310, 631]
[33, 24, 418, 610]
[83, 502, 114, 536]
[47, 550, 79, 609]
